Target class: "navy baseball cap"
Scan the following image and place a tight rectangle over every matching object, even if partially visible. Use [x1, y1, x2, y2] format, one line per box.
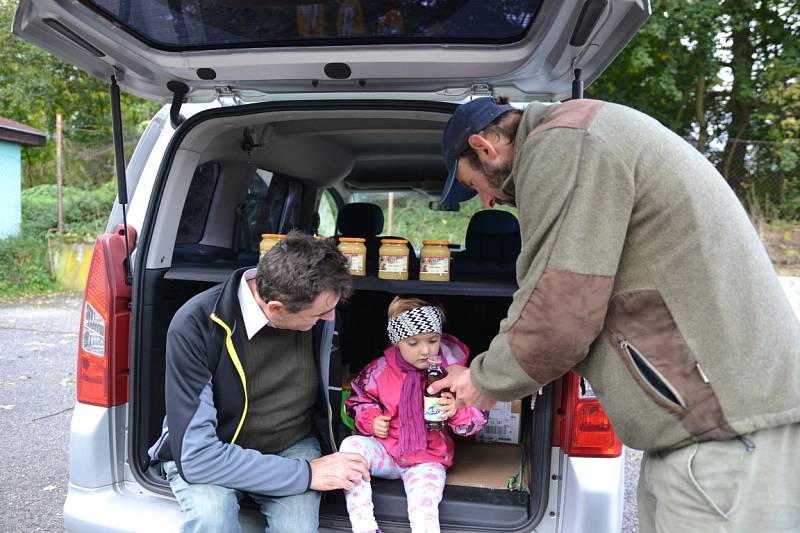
[440, 97, 515, 205]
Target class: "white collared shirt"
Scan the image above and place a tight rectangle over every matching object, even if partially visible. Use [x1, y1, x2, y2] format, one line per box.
[237, 268, 273, 340]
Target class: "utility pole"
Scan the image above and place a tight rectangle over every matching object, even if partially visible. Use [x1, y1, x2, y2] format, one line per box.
[56, 112, 64, 233]
[387, 192, 394, 235]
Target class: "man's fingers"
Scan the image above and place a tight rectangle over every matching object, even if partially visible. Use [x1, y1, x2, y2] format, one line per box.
[427, 375, 453, 394]
[342, 452, 371, 481]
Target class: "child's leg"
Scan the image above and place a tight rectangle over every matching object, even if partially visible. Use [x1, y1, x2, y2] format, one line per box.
[339, 435, 402, 533]
[400, 462, 447, 533]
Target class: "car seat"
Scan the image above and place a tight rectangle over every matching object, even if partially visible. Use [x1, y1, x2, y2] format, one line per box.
[335, 202, 418, 276]
[451, 210, 520, 281]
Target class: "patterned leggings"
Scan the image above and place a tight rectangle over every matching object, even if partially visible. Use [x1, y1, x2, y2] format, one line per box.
[339, 435, 447, 533]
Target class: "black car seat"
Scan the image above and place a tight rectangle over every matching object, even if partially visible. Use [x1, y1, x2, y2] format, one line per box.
[451, 210, 521, 281]
[335, 202, 418, 276]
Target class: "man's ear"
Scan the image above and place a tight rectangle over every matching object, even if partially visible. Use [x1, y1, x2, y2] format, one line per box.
[266, 300, 285, 315]
[467, 133, 499, 160]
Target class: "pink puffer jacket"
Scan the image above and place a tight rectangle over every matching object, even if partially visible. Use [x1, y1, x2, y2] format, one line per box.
[345, 334, 488, 468]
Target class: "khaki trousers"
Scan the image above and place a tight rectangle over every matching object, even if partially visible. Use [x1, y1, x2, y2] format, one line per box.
[638, 423, 800, 533]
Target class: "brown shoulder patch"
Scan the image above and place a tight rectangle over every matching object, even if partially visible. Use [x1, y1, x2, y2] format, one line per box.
[530, 99, 605, 136]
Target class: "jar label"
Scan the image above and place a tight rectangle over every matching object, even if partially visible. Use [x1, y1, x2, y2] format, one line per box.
[379, 254, 408, 273]
[421, 257, 449, 274]
[344, 253, 364, 273]
[424, 396, 448, 422]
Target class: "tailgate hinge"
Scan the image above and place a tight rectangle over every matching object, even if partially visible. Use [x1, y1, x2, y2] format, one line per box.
[215, 86, 242, 107]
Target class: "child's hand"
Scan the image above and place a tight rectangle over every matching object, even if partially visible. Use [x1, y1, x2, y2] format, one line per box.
[439, 392, 458, 419]
[372, 415, 391, 438]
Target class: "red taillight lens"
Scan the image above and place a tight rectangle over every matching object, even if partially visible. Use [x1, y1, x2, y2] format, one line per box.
[76, 225, 135, 407]
[556, 372, 622, 458]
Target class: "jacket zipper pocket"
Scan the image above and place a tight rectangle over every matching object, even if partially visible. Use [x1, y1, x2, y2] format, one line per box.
[620, 338, 687, 410]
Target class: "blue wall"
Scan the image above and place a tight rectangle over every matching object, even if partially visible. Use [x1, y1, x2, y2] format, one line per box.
[0, 140, 22, 239]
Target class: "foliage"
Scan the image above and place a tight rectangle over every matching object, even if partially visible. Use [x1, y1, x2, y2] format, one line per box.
[589, 0, 799, 217]
[0, 234, 58, 297]
[21, 182, 115, 236]
[0, 0, 160, 189]
[348, 192, 515, 249]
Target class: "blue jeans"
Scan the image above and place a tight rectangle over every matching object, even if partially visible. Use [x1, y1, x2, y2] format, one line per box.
[163, 436, 322, 533]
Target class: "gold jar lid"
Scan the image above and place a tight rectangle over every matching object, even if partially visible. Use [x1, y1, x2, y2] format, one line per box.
[261, 233, 286, 239]
[422, 240, 449, 246]
[380, 238, 408, 245]
[339, 237, 366, 243]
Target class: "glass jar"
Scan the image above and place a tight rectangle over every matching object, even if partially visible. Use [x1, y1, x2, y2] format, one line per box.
[259, 233, 286, 257]
[338, 237, 367, 276]
[378, 239, 409, 280]
[419, 240, 451, 281]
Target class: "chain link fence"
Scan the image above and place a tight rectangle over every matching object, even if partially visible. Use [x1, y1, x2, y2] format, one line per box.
[686, 137, 800, 221]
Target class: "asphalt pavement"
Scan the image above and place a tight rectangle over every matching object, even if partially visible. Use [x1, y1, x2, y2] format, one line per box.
[0, 292, 82, 533]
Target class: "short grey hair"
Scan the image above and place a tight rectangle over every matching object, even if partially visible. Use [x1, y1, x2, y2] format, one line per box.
[256, 230, 352, 313]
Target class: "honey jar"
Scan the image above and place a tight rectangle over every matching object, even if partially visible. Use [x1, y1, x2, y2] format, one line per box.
[419, 240, 450, 281]
[338, 237, 367, 276]
[259, 233, 286, 257]
[378, 239, 409, 280]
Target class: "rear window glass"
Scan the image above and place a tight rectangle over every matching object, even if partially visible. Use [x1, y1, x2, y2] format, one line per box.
[176, 162, 219, 244]
[85, 0, 543, 50]
[343, 191, 516, 249]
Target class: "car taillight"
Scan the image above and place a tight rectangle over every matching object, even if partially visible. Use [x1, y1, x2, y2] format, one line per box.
[76, 224, 136, 407]
[553, 372, 622, 458]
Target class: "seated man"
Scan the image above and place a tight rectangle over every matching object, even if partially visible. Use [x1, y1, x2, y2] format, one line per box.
[148, 231, 369, 533]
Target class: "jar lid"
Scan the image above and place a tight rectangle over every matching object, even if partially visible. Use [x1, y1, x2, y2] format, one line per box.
[422, 240, 449, 245]
[380, 238, 408, 244]
[261, 233, 286, 239]
[339, 237, 366, 243]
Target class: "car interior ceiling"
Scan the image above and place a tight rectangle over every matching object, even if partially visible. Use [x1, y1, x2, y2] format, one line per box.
[132, 107, 540, 529]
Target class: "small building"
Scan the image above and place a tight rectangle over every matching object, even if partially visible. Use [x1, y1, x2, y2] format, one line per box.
[0, 117, 47, 239]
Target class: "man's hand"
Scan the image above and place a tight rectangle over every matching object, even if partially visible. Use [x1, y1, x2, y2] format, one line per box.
[372, 415, 391, 438]
[428, 366, 497, 411]
[438, 391, 458, 419]
[309, 452, 370, 492]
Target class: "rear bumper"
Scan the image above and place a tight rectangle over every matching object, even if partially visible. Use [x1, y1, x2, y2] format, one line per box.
[560, 453, 625, 533]
[64, 483, 184, 533]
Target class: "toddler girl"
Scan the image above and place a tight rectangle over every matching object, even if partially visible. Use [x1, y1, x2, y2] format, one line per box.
[341, 297, 488, 533]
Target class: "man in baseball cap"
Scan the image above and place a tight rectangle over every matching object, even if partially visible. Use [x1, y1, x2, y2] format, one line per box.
[436, 94, 800, 533]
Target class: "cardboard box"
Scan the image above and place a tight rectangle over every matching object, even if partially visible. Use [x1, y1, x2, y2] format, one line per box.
[446, 439, 521, 490]
[474, 399, 522, 444]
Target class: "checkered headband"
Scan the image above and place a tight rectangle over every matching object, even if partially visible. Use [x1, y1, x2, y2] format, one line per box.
[387, 306, 443, 344]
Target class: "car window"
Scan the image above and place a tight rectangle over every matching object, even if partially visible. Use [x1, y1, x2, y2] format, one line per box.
[317, 189, 340, 237]
[349, 191, 516, 249]
[86, 0, 543, 50]
[235, 169, 276, 251]
[175, 162, 220, 244]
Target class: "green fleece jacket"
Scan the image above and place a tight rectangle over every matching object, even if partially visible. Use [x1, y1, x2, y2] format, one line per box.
[470, 99, 800, 451]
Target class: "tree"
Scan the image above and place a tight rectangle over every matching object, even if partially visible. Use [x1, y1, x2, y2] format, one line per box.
[589, 0, 799, 216]
[0, 0, 159, 189]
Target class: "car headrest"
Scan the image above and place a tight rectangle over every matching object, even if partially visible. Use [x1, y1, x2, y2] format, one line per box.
[463, 210, 521, 260]
[336, 203, 384, 236]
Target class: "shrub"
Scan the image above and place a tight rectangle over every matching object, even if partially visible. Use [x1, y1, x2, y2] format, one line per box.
[21, 181, 115, 236]
[0, 234, 58, 297]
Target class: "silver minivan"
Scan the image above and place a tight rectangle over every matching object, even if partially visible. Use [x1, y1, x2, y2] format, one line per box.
[13, 1, 651, 531]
